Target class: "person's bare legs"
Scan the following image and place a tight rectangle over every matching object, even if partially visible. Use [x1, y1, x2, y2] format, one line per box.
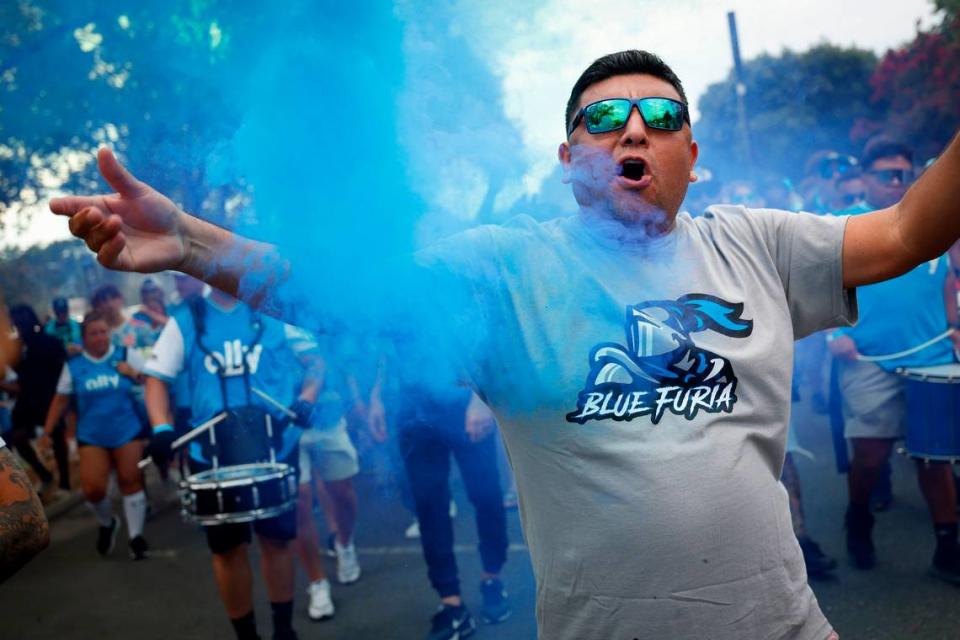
[848, 438, 894, 507]
[79, 447, 111, 504]
[258, 535, 295, 603]
[322, 477, 358, 546]
[845, 437, 893, 569]
[294, 489, 328, 583]
[312, 480, 339, 541]
[917, 460, 957, 524]
[111, 439, 148, 555]
[211, 544, 254, 618]
[258, 534, 297, 638]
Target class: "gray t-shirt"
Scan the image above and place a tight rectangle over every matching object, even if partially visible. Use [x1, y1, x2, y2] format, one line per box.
[419, 205, 856, 640]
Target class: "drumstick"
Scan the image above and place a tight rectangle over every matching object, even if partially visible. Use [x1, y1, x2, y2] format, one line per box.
[138, 412, 228, 469]
[251, 387, 298, 419]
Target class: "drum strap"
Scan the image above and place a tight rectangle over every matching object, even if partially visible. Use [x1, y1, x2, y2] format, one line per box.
[189, 300, 266, 409]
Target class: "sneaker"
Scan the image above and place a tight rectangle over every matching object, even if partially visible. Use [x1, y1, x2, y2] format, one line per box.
[479, 578, 512, 624]
[427, 604, 476, 640]
[405, 519, 421, 539]
[335, 540, 361, 584]
[97, 516, 120, 557]
[845, 506, 875, 570]
[129, 535, 149, 560]
[307, 579, 335, 621]
[797, 536, 836, 578]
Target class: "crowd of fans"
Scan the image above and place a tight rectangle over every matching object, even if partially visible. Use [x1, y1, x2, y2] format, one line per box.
[1, 130, 958, 639]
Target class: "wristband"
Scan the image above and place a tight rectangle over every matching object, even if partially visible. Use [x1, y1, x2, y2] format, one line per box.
[153, 423, 174, 435]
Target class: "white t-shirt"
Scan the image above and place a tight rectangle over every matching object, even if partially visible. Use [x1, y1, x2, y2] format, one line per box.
[416, 206, 856, 640]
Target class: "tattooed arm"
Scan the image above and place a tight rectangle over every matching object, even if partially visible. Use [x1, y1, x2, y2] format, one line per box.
[0, 446, 50, 583]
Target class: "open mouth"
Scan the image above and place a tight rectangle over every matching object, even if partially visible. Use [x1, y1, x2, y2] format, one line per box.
[619, 160, 646, 181]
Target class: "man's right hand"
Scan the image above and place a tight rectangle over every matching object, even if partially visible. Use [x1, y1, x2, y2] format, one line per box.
[49, 148, 187, 274]
[146, 427, 177, 467]
[827, 334, 860, 361]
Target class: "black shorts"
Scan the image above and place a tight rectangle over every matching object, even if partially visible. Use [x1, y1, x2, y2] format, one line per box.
[188, 453, 299, 555]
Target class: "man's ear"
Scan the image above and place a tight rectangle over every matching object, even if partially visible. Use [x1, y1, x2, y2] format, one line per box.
[688, 140, 700, 184]
[558, 142, 572, 184]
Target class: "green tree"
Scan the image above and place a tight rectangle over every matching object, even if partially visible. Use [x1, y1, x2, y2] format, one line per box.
[0, 1, 257, 231]
[694, 45, 878, 182]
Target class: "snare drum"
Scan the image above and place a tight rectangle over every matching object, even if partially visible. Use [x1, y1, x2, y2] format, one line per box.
[899, 364, 960, 462]
[178, 405, 298, 525]
[181, 462, 297, 525]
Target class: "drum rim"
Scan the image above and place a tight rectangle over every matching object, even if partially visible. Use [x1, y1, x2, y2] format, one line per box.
[184, 462, 293, 489]
[183, 500, 296, 525]
[897, 364, 960, 382]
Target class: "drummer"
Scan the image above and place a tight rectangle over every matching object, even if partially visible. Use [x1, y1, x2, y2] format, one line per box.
[827, 136, 960, 581]
[39, 310, 150, 559]
[142, 286, 321, 640]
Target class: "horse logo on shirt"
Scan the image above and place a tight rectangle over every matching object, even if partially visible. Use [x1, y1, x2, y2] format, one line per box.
[566, 294, 753, 425]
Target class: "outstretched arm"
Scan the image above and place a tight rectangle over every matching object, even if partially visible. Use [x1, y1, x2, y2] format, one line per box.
[0, 446, 50, 583]
[843, 132, 960, 287]
[50, 148, 291, 313]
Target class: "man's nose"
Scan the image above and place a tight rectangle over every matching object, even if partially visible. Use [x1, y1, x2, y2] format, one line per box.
[618, 106, 648, 146]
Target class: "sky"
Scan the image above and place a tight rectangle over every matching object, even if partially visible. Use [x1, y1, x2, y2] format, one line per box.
[7, 0, 938, 251]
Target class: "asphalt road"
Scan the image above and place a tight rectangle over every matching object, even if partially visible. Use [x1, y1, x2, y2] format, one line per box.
[3, 397, 960, 639]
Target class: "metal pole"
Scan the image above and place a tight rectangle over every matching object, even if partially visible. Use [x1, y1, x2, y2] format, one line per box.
[727, 11, 755, 176]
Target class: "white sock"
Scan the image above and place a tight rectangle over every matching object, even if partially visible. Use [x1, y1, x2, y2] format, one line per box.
[86, 497, 113, 527]
[123, 491, 147, 539]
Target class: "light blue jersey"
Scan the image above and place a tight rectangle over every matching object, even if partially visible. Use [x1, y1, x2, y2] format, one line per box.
[145, 297, 316, 462]
[833, 204, 954, 371]
[58, 346, 142, 448]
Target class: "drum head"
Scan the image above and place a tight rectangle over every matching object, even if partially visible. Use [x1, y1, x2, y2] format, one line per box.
[187, 462, 291, 487]
[898, 363, 960, 383]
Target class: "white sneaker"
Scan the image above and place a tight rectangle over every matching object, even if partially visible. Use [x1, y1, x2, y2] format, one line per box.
[335, 540, 361, 584]
[307, 579, 335, 621]
[405, 519, 421, 539]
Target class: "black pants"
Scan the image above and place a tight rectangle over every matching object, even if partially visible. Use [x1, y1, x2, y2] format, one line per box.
[398, 391, 508, 598]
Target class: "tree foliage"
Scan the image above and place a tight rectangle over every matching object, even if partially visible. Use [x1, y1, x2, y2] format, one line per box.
[694, 45, 878, 183]
[852, 10, 960, 162]
[0, 0, 264, 230]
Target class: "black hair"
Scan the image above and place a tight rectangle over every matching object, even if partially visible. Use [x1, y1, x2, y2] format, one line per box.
[860, 136, 913, 170]
[91, 284, 123, 308]
[80, 310, 108, 338]
[565, 50, 689, 135]
[8, 305, 40, 341]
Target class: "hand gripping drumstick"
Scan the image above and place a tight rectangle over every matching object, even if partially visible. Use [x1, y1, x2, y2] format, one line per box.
[251, 387, 298, 419]
[137, 412, 228, 470]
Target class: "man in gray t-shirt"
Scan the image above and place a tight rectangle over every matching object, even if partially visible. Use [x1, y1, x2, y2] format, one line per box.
[53, 49, 960, 640]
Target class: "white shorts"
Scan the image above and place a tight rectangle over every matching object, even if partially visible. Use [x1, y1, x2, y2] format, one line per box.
[299, 418, 359, 484]
[838, 359, 905, 440]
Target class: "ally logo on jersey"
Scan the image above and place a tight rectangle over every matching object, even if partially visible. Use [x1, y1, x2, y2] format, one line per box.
[566, 294, 753, 425]
[203, 340, 264, 376]
[84, 373, 121, 392]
